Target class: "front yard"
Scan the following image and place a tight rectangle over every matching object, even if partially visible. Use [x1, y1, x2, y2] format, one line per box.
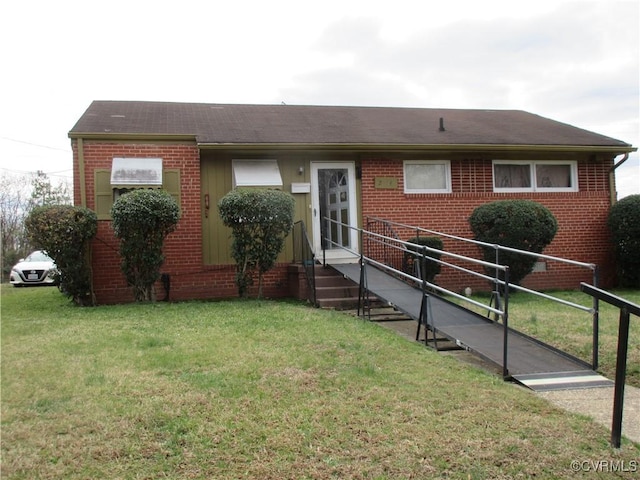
[1, 285, 638, 479]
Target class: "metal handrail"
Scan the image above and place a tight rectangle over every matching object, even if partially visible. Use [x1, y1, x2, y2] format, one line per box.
[366, 216, 596, 269]
[322, 216, 508, 312]
[322, 216, 512, 377]
[580, 283, 639, 448]
[365, 215, 601, 368]
[322, 216, 611, 380]
[292, 220, 316, 306]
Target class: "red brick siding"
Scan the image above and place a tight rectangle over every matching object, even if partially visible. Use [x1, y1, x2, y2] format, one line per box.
[72, 141, 615, 303]
[72, 141, 292, 304]
[361, 158, 614, 292]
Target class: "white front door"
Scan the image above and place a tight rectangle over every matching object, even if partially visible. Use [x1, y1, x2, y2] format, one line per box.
[310, 162, 359, 261]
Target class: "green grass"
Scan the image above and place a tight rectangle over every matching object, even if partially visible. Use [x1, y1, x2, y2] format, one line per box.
[453, 288, 640, 388]
[2, 285, 639, 479]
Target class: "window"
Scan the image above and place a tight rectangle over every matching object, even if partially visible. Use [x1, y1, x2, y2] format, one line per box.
[403, 160, 451, 193]
[493, 161, 577, 192]
[109, 158, 165, 202]
[232, 159, 283, 188]
[94, 158, 180, 220]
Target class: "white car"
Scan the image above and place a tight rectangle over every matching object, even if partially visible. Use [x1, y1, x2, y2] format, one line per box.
[10, 251, 58, 287]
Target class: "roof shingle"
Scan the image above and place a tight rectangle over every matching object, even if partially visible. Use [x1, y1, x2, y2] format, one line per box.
[69, 100, 633, 149]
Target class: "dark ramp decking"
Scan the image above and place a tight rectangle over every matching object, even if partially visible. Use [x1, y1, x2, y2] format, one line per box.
[330, 262, 612, 391]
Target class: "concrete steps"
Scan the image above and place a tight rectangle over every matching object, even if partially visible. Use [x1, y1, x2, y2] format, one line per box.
[314, 266, 362, 310]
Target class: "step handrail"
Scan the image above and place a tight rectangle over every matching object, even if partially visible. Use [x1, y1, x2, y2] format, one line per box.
[292, 220, 316, 306]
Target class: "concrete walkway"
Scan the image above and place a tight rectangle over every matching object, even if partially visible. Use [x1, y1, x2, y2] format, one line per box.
[537, 385, 639, 445]
[369, 316, 640, 445]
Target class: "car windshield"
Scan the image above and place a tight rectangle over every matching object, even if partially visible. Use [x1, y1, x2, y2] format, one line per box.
[25, 251, 53, 262]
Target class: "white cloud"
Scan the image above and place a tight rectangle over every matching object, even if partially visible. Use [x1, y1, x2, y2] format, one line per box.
[0, 0, 637, 197]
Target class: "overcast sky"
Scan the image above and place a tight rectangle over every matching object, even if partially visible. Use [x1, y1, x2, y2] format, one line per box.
[1, 0, 638, 197]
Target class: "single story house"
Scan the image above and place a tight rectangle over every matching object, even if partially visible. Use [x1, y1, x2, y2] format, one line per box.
[69, 101, 635, 304]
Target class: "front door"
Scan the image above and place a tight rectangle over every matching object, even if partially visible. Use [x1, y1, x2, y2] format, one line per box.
[310, 162, 359, 260]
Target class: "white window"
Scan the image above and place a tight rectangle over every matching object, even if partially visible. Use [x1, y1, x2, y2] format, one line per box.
[403, 160, 451, 193]
[493, 160, 577, 192]
[110, 158, 164, 201]
[232, 159, 283, 188]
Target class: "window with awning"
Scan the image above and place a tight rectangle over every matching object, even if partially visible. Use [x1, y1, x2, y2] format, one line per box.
[232, 159, 283, 188]
[111, 158, 163, 186]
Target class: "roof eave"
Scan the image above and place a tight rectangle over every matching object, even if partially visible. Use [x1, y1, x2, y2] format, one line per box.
[67, 133, 636, 155]
[68, 132, 197, 141]
[197, 142, 636, 154]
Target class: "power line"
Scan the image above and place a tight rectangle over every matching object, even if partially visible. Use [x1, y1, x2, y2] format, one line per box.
[0, 136, 70, 153]
[0, 166, 72, 178]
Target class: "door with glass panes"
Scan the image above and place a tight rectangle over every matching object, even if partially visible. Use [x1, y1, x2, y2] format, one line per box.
[310, 162, 359, 260]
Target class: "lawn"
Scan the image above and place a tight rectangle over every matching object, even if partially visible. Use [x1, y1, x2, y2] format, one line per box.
[1, 285, 638, 479]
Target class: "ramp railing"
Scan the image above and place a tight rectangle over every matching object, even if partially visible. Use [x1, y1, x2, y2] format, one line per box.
[365, 217, 405, 271]
[322, 216, 515, 378]
[580, 283, 640, 448]
[365, 217, 601, 370]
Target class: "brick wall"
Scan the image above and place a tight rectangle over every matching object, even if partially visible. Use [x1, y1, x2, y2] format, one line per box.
[72, 142, 615, 303]
[73, 141, 292, 304]
[360, 157, 615, 292]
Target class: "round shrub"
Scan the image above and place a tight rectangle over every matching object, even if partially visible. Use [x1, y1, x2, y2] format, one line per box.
[218, 189, 295, 298]
[469, 200, 558, 287]
[25, 205, 98, 305]
[608, 194, 640, 287]
[111, 189, 180, 302]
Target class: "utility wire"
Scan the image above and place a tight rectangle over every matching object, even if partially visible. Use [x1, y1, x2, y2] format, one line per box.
[0, 136, 70, 153]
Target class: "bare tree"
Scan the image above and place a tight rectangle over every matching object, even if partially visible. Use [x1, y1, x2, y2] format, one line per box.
[1, 170, 72, 281]
[1, 172, 33, 279]
[31, 171, 72, 207]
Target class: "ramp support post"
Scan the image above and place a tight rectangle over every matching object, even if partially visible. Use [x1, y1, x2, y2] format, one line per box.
[502, 267, 510, 379]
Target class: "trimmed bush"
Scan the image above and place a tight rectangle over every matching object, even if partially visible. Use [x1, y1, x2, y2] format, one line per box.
[218, 189, 295, 298]
[25, 205, 97, 306]
[469, 200, 558, 288]
[608, 194, 640, 287]
[403, 236, 444, 285]
[111, 190, 180, 302]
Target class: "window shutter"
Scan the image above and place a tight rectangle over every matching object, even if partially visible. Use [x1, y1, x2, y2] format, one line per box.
[94, 169, 113, 219]
[163, 169, 181, 207]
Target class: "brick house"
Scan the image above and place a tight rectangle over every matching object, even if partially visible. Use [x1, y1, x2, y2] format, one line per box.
[69, 101, 635, 304]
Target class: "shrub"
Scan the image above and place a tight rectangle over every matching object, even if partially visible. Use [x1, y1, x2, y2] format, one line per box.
[469, 200, 558, 288]
[111, 190, 180, 302]
[218, 189, 295, 298]
[608, 194, 640, 287]
[403, 236, 444, 285]
[25, 205, 97, 306]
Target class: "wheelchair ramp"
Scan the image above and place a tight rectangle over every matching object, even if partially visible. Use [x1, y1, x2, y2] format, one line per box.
[330, 262, 609, 391]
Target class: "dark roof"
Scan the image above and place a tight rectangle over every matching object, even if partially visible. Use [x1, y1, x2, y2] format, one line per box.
[69, 100, 633, 150]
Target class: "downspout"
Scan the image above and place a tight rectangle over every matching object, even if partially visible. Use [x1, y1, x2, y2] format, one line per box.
[609, 153, 629, 205]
